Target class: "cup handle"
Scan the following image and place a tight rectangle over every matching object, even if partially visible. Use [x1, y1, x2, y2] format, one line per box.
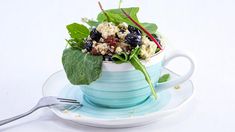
[156, 50, 195, 92]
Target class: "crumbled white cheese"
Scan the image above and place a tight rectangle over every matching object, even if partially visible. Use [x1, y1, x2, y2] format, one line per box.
[115, 46, 123, 54]
[117, 29, 130, 39]
[94, 43, 109, 55]
[99, 38, 104, 43]
[92, 41, 97, 44]
[139, 36, 157, 60]
[116, 42, 131, 53]
[118, 22, 128, 29]
[109, 46, 115, 52]
[96, 22, 119, 39]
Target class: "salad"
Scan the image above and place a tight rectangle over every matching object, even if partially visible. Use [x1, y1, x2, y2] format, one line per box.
[62, 2, 168, 98]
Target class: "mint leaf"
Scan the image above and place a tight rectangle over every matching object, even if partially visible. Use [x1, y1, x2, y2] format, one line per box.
[66, 23, 89, 39]
[141, 22, 158, 34]
[62, 48, 103, 85]
[129, 55, 157, 98]
[97, 7, 140, 25]
[158, 74, 170, 83]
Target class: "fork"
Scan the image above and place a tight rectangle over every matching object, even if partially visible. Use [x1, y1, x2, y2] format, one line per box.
[0, 96, 82, 126]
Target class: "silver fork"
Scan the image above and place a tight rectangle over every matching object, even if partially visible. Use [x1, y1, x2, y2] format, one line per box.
[0, 96, 82, 126]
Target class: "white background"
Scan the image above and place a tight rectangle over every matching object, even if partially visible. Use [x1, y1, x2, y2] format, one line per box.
[0, 0, 235, 131]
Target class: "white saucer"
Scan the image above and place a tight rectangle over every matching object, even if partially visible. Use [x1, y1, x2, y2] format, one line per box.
[42, 68, 194, 128]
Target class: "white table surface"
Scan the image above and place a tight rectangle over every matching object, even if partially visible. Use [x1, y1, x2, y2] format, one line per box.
[0, 0, 234, 131]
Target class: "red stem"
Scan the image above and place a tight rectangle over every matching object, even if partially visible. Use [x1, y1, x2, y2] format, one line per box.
[121, 9, 162, 50]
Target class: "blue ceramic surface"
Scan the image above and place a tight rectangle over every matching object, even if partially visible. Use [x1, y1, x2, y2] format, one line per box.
[58, 84, 171, 119]
[80, 62, 162, 108]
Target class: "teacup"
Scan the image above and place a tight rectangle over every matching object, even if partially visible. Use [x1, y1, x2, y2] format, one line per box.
[80, 49, 195, 108]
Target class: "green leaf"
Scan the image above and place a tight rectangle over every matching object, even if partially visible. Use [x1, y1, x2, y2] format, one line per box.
[158, 74, 170, 83]
[155, 48, 160, 53]
[96, 7, 158, 34]
[66, 23, 89, 39]
[141, 22, 158, 34]
[129, 47, 140, 59]
[129, 55, 157, 98]
[62, 48, 103, 85]
[97, 7, 140, 25]
[112, 52, 128, 64]
[66, 38, 84, 50]
[82, 18, 100, 27]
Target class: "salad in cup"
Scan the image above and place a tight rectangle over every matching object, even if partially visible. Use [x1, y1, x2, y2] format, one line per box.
[62, 2, 169, 98]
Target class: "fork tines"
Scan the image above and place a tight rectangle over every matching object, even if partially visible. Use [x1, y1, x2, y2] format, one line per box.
[57, 98, 81, 104]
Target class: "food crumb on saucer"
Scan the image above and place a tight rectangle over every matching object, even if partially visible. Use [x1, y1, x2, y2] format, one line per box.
[75, 114, 81, 119]
[63, 110, 69, 114]
[174, 85, 181, 90]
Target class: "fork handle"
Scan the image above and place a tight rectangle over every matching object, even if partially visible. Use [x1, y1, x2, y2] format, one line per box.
[0, 106, 41, 126]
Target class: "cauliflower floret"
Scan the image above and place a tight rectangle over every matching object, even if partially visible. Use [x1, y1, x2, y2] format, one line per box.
[139, 36, 157, 60]
[96, 22, 119, 39]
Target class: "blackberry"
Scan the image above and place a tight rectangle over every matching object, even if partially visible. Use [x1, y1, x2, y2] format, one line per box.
[83, 40, 93, 52]
[128, 25, 142, 35]
[125, 33, 142, 47]
[90, 28, 102, 42]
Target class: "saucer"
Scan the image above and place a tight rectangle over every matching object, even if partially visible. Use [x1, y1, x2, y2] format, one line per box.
[42, 68, 194, 128]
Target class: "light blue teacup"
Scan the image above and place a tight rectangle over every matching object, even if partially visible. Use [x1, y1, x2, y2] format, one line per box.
[80, 50, 194, 108]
